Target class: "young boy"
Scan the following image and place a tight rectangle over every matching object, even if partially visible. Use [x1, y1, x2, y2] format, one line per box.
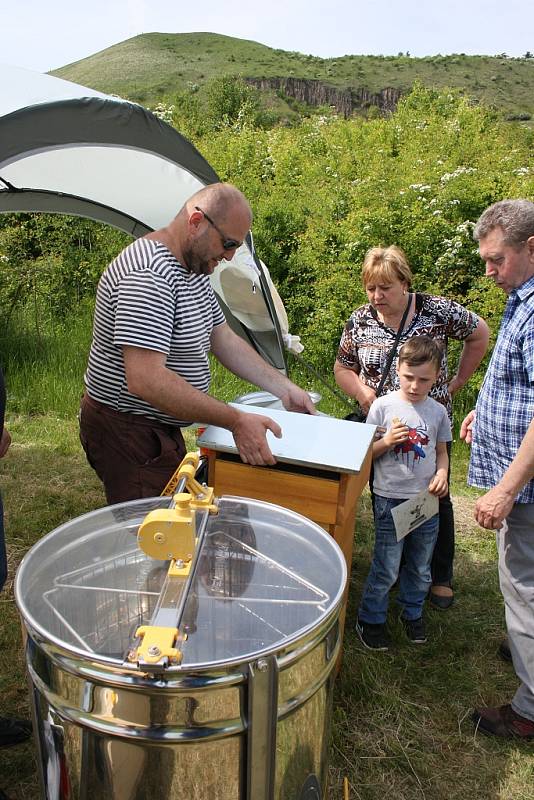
[356, 336, 451, 650]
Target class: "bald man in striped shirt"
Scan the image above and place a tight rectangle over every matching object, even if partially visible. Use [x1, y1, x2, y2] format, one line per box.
[80, 182, 315, 503]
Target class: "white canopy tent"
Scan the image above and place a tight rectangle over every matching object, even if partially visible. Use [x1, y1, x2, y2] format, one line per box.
[0, 63, 295, 371]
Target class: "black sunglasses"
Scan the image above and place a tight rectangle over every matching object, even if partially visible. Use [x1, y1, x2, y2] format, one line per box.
[194, 206, 242, 251]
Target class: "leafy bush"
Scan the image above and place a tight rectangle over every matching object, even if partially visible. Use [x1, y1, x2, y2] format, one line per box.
[0, 215, 129, 328]
[196, 85, 533, 371]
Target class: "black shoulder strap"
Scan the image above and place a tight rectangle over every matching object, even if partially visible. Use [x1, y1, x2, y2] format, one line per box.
[375, 292, 412, 398]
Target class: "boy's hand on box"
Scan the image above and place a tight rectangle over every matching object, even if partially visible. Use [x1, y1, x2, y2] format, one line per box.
[428, 469, 448, 497]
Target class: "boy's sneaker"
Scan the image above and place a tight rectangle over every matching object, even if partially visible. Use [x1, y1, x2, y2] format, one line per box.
[356, 619, 391, 651]
[403, 616, 427, 644]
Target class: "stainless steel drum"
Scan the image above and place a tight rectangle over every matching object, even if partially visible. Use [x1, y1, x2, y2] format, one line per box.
[16, 494, 346, 800]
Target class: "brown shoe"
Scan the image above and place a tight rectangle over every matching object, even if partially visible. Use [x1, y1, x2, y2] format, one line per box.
[472, 704, 534, 739]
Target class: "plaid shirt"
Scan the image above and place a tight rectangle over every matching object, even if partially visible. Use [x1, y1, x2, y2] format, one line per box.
[468, 274, 534, 502]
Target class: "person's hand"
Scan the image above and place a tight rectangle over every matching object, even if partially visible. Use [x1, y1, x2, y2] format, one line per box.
[231, 411, 282, 466]
[358, 386, 377, 415]
[279, 385, 317, 415]
[474, 485, 515, 530]
[383, 419, 408, 448]
[460, 410, 475, 445]
[0, 428, 11, 459]
[428, 469, 448, 497]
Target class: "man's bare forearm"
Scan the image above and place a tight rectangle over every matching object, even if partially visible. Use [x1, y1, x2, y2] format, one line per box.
[474, 417, 534, 529]
[210, 324, 290, 395]
[123, 345, 240, 429]
[210, 323, 316, 413]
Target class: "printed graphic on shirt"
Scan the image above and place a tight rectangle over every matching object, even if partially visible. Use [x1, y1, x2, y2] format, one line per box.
[391, 417, 429, 469]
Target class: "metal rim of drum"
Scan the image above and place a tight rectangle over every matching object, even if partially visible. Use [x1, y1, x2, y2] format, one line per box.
[15, 496, 346, 675]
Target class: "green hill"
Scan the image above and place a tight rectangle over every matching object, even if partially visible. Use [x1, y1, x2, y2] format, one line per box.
[52, 32, 534, 120]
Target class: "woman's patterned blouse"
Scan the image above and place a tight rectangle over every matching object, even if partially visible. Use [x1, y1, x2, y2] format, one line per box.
[336, 293, 481, 421]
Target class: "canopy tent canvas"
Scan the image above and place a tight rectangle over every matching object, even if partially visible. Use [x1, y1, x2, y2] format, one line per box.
[0, 63, 290, 371]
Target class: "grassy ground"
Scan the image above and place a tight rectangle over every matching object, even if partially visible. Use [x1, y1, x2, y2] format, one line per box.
[0, 411, 532, 799]
[334, 492, 534, 800]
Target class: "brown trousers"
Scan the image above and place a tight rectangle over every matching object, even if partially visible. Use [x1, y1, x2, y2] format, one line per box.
[79, 393, 186, 504]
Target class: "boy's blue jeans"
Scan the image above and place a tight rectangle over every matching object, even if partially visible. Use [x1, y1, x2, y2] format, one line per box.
[359, 494, 439, 624]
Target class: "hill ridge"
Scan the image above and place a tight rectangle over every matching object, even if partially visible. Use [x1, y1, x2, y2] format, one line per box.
[51, 32, 534, 120]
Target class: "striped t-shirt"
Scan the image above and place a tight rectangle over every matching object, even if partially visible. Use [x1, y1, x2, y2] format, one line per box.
[85, 238, 225, 425]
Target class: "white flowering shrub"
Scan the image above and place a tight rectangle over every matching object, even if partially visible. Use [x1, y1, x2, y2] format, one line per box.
[150, 102, 176, 125]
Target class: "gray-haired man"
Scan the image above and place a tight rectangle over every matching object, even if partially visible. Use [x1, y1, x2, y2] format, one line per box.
[461, 199, 534, 739]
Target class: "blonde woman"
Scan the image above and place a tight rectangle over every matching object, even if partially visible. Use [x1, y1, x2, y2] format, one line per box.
[335, 245, 490, 609]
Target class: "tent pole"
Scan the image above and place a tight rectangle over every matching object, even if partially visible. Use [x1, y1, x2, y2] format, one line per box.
[246, 232, 288, 375]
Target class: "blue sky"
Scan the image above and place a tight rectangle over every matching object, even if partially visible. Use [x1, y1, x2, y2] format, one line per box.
[3, 0, 533, 73]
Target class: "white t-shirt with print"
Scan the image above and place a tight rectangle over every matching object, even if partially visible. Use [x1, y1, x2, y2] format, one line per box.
[366, 391, 452, 499]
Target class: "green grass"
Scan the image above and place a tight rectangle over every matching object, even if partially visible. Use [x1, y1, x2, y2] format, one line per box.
[333, 491, 534, 800]
[52, 33, 534, 119]
[1, 315, 533, 799]
[0, 308, 93, 417]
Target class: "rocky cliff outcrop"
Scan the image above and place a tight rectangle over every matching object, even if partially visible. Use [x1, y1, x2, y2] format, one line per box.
[245, 77, 402, 116]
